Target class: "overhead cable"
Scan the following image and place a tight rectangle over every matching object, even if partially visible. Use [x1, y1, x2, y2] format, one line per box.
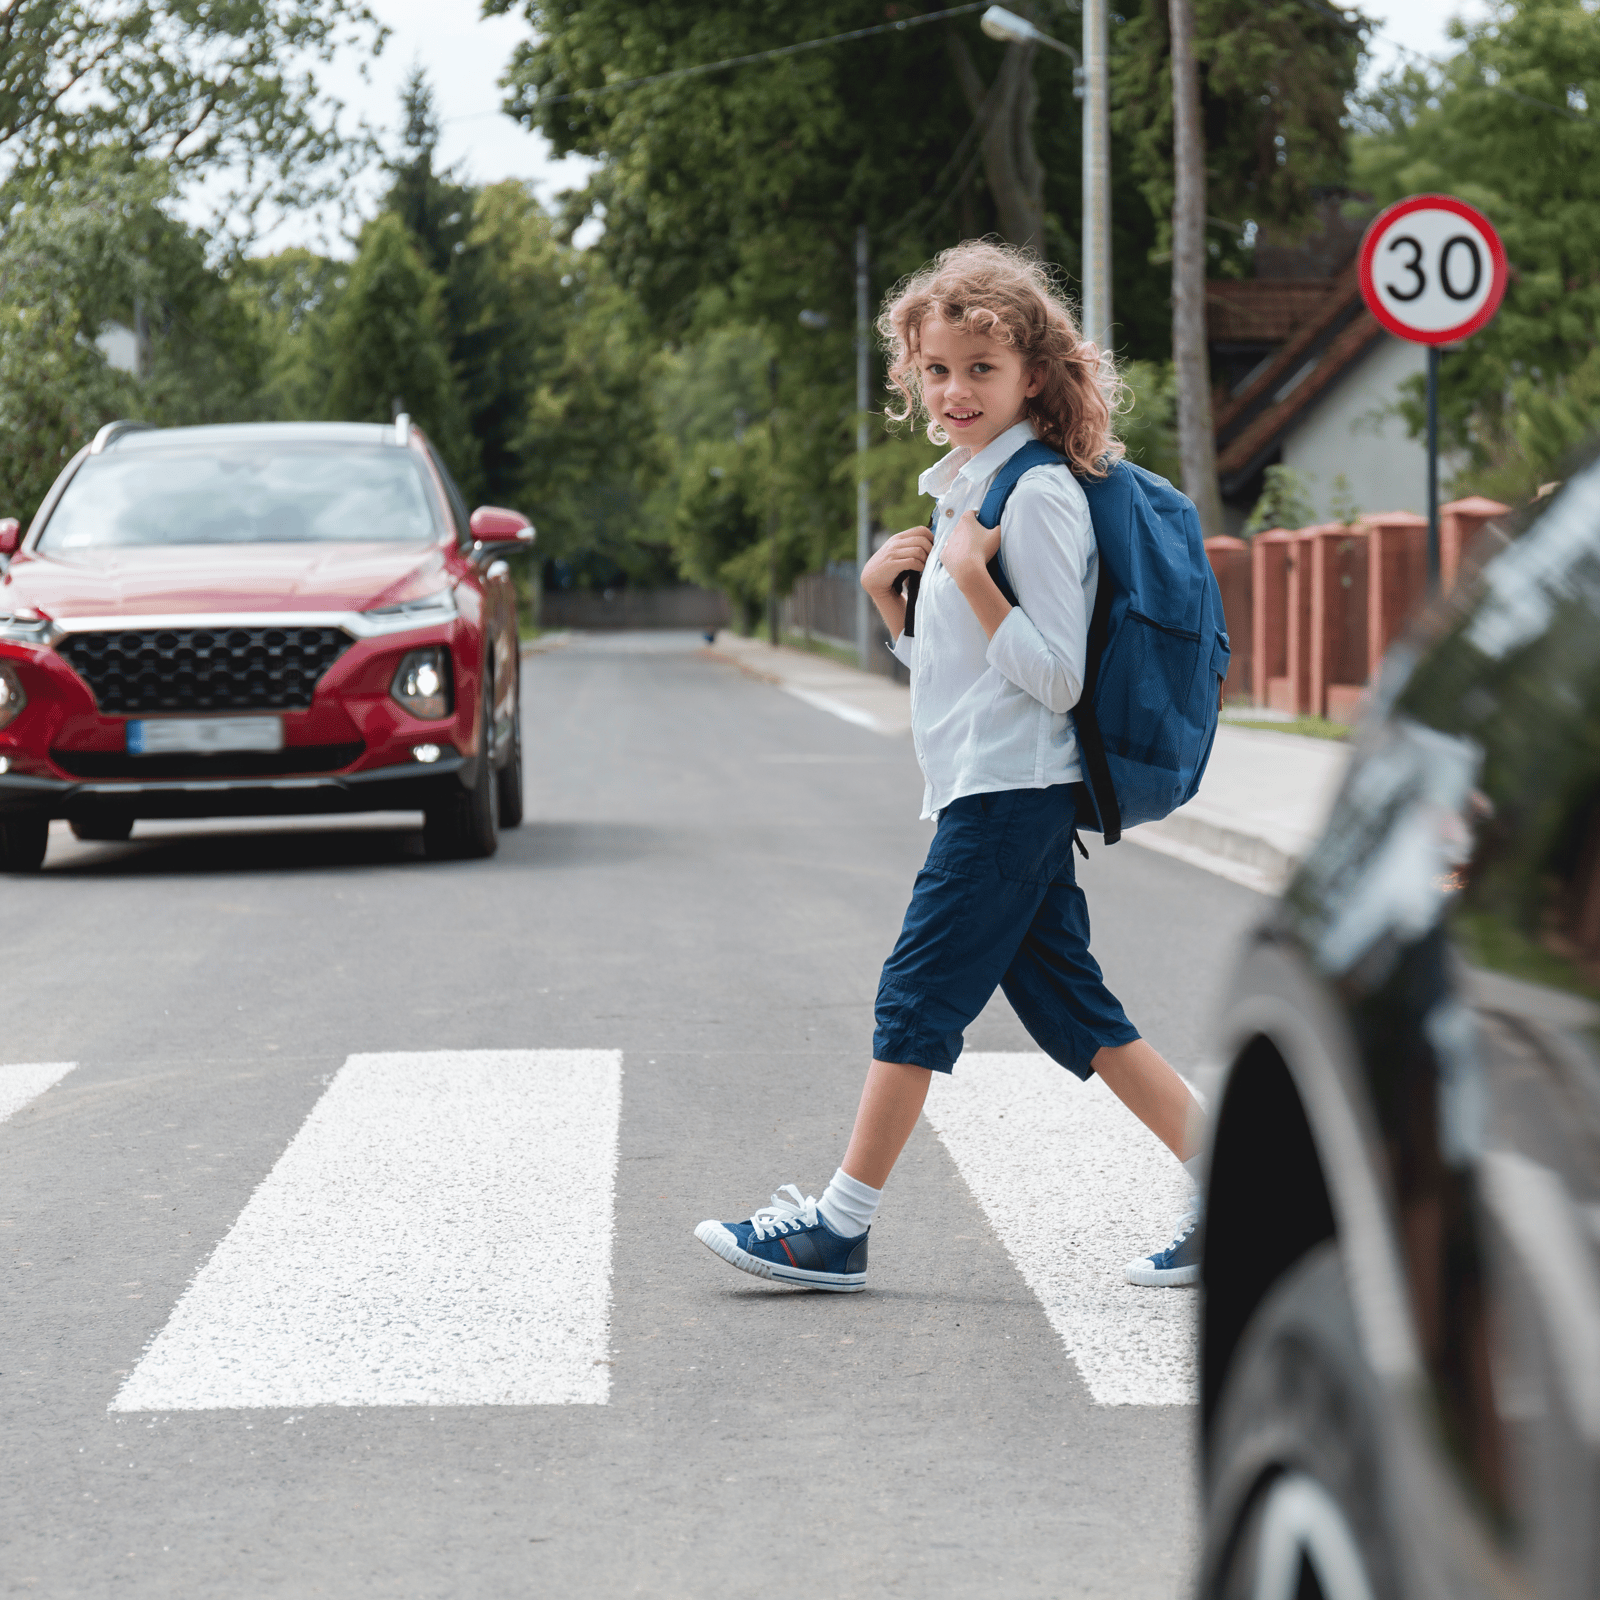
[536, 5, 989, 107]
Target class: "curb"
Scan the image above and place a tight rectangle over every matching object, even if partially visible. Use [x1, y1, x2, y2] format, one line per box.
[1125, 813, 1299, 897]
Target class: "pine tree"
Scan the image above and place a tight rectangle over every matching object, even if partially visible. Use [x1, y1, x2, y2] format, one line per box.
[322, 212, 478, 487]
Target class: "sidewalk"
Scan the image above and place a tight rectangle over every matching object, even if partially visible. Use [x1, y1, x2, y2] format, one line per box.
[704, 631, 913, 736]
[701, 630, 1349, 895]
[1127, 725, 1348, 894]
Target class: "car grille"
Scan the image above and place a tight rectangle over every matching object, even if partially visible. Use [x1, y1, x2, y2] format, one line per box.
[50, 743, 366, 780]
[57, 625, 352, 713]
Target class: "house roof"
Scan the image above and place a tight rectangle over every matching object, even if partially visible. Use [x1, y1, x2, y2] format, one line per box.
[1212, 261, 1384, 494]
[1206, 279, 1339, 346]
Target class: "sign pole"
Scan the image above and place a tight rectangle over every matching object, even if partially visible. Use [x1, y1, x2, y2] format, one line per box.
[1357, 194, 1506, 597]
[1427, 345, 1440, 593]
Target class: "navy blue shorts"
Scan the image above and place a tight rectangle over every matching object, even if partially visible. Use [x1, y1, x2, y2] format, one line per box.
[873, 783, 1139, 1078]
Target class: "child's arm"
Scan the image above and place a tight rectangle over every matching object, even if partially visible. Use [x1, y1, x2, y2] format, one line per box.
[860, 524, 934, 644]
[945, 473, 1093, 714]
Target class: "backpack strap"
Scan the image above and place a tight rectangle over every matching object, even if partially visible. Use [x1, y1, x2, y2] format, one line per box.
[976, 439, 1123, 845]
[1075, 574, 1122, 844]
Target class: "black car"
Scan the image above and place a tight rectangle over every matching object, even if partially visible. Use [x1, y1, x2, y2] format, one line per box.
[1199, 457, 1600, 1598]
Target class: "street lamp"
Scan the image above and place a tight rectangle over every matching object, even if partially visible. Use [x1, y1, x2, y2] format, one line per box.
[980, 4, 1111, 355]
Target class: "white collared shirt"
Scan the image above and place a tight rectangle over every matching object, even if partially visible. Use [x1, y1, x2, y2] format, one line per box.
[891, 420, 1097, 820]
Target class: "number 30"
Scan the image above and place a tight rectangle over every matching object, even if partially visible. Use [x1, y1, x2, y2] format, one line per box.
[1383, 233, 1484, 304]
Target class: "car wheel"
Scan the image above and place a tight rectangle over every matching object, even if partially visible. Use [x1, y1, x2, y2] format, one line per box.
[496, 658, 524, 830]
[1200, 1242, 1398, 1600]
[423, 666, 499, 860]
[71, 814, 135, 843]
[0, 814, 49, 873]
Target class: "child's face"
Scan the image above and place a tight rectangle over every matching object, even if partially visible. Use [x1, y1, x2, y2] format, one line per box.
[917, 314, 1043, 454]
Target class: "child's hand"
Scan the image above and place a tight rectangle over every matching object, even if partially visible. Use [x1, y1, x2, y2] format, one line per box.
[861, 525, 933, 599]
[941, 510, 1001, 582]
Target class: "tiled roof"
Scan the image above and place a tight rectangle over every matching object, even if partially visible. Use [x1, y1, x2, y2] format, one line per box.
[1206, 280, 1338, 345]
[1213, 261, 1384, 490]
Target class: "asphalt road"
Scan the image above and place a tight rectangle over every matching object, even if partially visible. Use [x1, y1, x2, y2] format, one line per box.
[1, 631, 1267, 1599]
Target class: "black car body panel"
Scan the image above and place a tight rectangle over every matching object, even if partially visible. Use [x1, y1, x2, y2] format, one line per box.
[1202, 456, 1600, 1597]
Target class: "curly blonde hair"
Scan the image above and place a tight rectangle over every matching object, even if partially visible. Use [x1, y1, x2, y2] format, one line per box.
[877, 238, 1124, 477]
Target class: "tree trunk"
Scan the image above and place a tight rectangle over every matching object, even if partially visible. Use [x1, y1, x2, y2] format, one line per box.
[1169, 0, 1225, 538]
[947, 35, 1045, 252]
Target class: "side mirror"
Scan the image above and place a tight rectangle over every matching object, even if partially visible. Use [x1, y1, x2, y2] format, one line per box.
[469, 506, 535, 545]
[0, 519, 20, 557]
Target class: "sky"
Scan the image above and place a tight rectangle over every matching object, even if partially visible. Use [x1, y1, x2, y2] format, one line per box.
[251, 0, 1496, 256]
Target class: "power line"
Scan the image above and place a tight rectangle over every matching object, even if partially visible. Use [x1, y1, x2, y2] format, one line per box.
[535, 5, 988, 108]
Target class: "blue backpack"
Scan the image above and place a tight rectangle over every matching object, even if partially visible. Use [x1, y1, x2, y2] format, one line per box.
[907, 440, 1228, 844]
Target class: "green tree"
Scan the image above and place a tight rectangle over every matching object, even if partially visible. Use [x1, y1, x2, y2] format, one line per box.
[322, 212, 476, 484]
[234, 247, 348, 420]
[0, 0, 382, 226]
[1113, 0, 1368, 266]
[516, 258, 669, 588]
[670, 438, 777, 632]
[1353, 0, 1600, 503]
[0, 158, 270, 520]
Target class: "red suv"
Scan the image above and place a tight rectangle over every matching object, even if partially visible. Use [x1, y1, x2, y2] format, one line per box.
[0, 418, 532, 871]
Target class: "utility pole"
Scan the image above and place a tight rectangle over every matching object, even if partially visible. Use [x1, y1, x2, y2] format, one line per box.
[855, 224, 872, 672]
[767, 358, 781, 649]
[980, 8, 1106, 346]
[1080, 0, 1111, 352]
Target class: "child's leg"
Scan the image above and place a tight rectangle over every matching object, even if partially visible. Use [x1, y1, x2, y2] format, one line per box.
[839, 1058, 934, 1189]
[1091, 1039, 1204, 1161]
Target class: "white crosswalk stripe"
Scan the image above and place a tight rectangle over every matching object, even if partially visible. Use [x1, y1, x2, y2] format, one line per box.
[922, 1052, 1198, 1407]
[0, 1061, 76, 1124]
[112, 1049, 622, 1411]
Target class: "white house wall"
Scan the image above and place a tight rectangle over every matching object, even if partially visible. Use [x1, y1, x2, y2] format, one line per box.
[1279, 333, 1462, 522]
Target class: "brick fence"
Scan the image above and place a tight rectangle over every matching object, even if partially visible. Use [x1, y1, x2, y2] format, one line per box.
[1206, 495, 1510, 718]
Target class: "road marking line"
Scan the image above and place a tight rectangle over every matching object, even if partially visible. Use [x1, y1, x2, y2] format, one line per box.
[112, 1049, 622, 1411]
[779, 684, 909, 736]
[0, 1062, 77, 1124]
[922, 1052, 1197, 1407]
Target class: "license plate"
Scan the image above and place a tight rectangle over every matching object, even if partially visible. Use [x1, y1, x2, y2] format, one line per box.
[126, 716, 284, 756]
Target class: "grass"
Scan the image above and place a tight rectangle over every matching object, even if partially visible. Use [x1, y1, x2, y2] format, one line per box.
[735, 621, 865, 669]
[1222, 714, 1352, 741]
[781, 631, 862, 668]
[1453, 910, 1600, 1004]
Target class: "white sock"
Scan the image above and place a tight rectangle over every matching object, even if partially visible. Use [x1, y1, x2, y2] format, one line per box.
[1182, 1154, 1203, 1188]
[817, 1168, 881, 1238]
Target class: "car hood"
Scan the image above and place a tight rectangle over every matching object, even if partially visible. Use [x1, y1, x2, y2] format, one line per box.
[0, 543, 453, 619]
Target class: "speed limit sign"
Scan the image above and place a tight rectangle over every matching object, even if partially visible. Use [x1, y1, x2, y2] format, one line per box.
[1357, 194, 1506, 594]
[1358, 194, 1507, 345]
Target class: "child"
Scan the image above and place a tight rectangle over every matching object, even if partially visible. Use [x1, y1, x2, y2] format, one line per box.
[695, 240, 1205, 1292]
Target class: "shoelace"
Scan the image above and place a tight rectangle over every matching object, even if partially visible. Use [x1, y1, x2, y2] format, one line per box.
[1163, 1194, 1203, 1250]
[749, 1184, 819, 1241]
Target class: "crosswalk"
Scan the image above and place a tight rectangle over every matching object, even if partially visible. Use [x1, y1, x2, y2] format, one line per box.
[111, 1050, 622, 1411]
[922, 1053, 1197, 1407]
[3, 1048, 1196, 1411]
[1, 1060, 76, 1124]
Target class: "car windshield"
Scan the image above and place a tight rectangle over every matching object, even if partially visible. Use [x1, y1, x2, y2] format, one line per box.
[37, 443, 443, 550]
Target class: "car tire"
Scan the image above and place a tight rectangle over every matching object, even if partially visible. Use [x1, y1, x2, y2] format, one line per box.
[423, 666, 499, 860]
[496, 658, 524, 830]
[1200, 1242, 1399, 1600]
[0, 814, 49, 873]
[71, 814, 135, 842]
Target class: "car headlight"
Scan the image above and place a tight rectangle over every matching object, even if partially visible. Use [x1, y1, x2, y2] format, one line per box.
[360, 589, 457, 634]
[391, 648, 452, 720]
[0, 610, 61, 646]
[0, 661, 26, 730]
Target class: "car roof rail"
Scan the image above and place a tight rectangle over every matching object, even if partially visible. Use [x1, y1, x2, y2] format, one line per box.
[393, 411, 411, 446]
[88, 420, 156, 456]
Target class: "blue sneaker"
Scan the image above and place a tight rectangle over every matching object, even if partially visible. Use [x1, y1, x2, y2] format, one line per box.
[1125, 1196, 1202, 1287]
[695, 1184, 868, 1292]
